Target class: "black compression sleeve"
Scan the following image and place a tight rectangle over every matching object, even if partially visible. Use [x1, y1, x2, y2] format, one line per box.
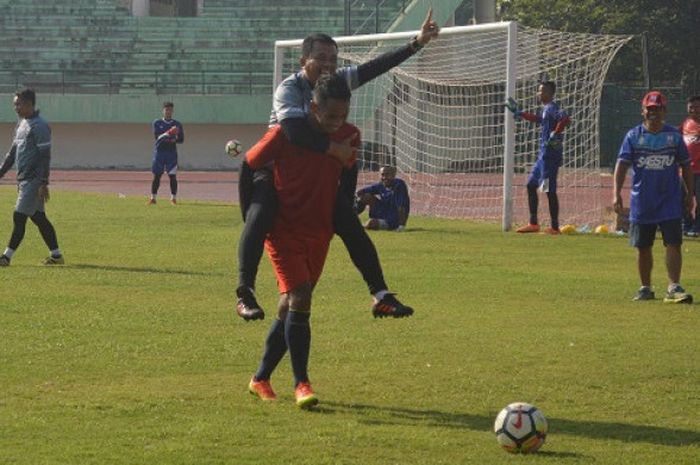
[279, 118, 330, 153]
[357, 43, 415, 87]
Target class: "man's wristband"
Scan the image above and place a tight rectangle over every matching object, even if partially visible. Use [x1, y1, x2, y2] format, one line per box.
[409, 36, 424, 53]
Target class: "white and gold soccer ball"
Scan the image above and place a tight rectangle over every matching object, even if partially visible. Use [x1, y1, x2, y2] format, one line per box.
[494, 402, 548, 454]
[225, 139, 242, 158]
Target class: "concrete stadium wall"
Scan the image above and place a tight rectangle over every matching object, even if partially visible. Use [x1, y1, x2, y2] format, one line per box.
[0, 93, 270, 169]
[0, 94, 271, 124]
[0, 122, 267, 171]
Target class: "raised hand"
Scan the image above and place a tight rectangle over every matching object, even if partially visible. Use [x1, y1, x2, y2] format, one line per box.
[416, 8, 439, 45]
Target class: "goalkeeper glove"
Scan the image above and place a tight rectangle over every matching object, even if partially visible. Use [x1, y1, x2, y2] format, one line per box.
[504, 97, 522, 120]
[546, 131, 563, 150]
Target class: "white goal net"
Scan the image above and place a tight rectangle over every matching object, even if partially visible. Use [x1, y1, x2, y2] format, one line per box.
[274, 23, 631, 230]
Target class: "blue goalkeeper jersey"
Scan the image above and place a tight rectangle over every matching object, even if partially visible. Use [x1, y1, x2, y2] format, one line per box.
[153, 118, 184, 155]
[618, 123, 690, 224]
[537, 101, 568, 161]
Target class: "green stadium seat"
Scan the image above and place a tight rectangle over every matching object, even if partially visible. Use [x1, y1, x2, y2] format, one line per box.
[0, 0, 409, 96]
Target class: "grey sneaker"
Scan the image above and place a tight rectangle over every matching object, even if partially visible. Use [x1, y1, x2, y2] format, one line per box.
[663, 285, 693, 304]
[633, 287, 655, 301]
[43, 255, 65, 265]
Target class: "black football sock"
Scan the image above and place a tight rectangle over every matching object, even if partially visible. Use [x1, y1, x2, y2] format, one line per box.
[168, 174, 178, 196]
[151, 173, 162, 195]
[527, 184, 538, 225]
[238, 178, 277, 290]
[31, 211, 59, 251]
[547, 192, 559, 229]
[254, 319, 287, 381]
[333, 194, 388, 295]
[9, 211, 29, 250]
[285, 310, 311, 386]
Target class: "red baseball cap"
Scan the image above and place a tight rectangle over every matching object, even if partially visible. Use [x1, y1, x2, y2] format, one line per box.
[642, 90, 667, 108]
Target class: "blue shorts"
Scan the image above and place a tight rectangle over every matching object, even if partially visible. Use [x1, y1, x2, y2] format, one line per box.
[629, 219, 682, 248]
[152, 152, 178, 175]
[527, 158, 560, 193]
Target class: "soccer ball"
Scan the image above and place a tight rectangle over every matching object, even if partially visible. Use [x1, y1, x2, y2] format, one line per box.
[225, 139, 242, 158]
[560, 224, 576, 234]
[494, 402, 547, 454]
[594, 224, 609, 234]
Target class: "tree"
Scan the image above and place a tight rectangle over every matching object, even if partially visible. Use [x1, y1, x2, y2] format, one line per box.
[498, 0, 700, 89]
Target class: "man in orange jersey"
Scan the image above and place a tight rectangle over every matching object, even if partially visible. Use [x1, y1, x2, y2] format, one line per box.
[245, 74, 360, 409]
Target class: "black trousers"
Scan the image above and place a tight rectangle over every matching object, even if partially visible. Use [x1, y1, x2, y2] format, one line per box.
[237, 160, 387, 295]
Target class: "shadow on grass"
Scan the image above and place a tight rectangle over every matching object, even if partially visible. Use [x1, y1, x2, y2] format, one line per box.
[176, 202, 233, 208]
[69, 263, 221, 276]
[317, 402, 700, 447]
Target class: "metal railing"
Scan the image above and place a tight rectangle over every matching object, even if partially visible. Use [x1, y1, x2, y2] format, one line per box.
[0, 69, 271, 95]
[345, 0, 407, 35]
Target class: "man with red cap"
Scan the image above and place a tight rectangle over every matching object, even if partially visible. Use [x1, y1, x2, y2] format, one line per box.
[613, 90, 694, 303]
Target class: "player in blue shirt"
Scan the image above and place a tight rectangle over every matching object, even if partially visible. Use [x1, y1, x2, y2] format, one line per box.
[506, 81, 570, 234]
[613, 90, 694, 304]
[355, 166, 410, 231]
[148, 101, 184, 205]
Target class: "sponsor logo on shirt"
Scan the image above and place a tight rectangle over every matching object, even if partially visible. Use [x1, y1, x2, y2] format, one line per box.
[636, 154, 675, 170]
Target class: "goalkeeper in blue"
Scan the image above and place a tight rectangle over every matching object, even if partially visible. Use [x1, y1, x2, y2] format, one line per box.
[148, 101, 184, 205]
[505, 82, 571, 234]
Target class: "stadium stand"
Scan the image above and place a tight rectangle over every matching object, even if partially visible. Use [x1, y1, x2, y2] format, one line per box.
[0, 1, 461, 171]
[0, 0, 412, 97]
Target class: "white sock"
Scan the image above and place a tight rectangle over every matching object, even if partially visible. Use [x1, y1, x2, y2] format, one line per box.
[50, 248, 62, 258]
[150, 194, 157, 200]
[3, 247, 15, 258]
[373, 290, 389, 302]
[668, 283, 680, 292]
[170, 194, 176, 200]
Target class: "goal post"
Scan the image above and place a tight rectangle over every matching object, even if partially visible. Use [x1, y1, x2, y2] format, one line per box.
[274, 23, 631, 230]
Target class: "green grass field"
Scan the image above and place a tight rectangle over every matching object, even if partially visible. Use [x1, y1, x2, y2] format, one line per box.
[1, 188, 698, 465]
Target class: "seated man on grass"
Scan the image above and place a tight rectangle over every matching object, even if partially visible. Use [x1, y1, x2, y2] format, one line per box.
[355, 166, 409, 231]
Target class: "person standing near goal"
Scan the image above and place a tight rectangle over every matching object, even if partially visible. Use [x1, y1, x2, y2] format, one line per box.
[506, 81, 571, 234]
[148, 101, 184, 205]
[0, 88, 64, 266]
[613, 90, 693, 304]
[235, 10, 439, 321]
